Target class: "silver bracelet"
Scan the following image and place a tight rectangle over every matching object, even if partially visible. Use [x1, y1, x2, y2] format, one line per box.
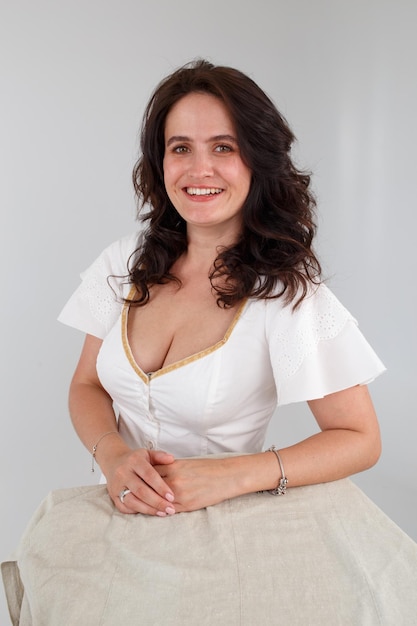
[91, 431, 119, 472]
[266, 445, 288, 495]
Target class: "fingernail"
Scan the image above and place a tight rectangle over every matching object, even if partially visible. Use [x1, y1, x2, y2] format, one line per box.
[165, 506, 175, 515]
[156, 511, 167, 517]
[165, 493, 175, 502]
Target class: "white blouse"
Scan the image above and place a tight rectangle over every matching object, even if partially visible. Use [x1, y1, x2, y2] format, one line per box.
[58, 232, 385, 457]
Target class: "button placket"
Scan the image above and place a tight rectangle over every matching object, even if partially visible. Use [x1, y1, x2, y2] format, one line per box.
[144, 385, 159, 450]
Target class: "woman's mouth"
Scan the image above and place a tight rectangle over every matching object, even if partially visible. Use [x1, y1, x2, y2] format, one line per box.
[185, 187, 223, 196]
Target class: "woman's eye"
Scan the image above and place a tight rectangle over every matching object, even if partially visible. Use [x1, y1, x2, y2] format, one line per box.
[172, 145, 189, 153]
[215, 145, 232, 153]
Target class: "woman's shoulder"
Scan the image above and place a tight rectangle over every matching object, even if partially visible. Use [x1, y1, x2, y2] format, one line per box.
[57, 230, 143, 338]
[85, 230, 143, 277]
[262, 281, 355, 349]
[263, 281, 352, 324]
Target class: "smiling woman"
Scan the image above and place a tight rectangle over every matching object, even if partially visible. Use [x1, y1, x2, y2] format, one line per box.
[163, 92, 251, 235]
[2, 59, 417, 625]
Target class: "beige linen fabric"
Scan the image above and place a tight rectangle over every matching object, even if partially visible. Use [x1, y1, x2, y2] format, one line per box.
[2, 479, 417, 625]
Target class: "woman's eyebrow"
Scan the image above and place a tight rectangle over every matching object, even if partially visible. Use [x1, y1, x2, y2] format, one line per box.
[210, 134, 238, 143]
[166, 135, 189, 146]
[166, 134, 238, 147]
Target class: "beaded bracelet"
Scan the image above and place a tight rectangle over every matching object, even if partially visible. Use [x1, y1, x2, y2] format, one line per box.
[266, 445, 288, 495]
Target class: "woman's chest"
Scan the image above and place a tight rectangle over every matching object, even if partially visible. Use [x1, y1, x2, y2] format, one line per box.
[96, 300, 277, 429]
[126, 283, 241, 374]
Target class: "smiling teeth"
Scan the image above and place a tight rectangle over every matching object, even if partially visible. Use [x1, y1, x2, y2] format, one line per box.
[186, 187, 222, 195]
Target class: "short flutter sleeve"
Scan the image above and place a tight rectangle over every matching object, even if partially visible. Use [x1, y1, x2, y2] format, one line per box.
[265, 283, 386, 406]
[58, 231, 140, 339]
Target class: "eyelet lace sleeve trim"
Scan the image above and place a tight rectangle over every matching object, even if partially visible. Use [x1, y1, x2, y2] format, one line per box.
[269, 284, 353, 382]
[58, 231, 140, 338]
[77, 256, 124, 333]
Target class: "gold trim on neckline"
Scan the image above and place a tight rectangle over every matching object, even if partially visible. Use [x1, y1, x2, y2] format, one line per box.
[121, 287, 247, 384]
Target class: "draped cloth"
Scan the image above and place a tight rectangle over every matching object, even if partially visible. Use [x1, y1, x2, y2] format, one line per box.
[3, 477, 417, 625]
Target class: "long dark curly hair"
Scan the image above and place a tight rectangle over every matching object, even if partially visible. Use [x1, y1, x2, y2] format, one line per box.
[128, 59, 321, 308]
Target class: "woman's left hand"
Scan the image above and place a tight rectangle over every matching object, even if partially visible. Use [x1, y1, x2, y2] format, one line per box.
[153, 456, 244, 512]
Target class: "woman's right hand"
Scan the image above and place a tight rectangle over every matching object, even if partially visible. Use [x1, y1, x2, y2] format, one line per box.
[103, 447, 177, 516]
[68, 335, 177, 517]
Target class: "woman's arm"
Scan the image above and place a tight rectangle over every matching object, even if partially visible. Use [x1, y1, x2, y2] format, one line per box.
[284, 383, 381, 485]
[69, 334, 177, 516]
[153, 384, 381, 512]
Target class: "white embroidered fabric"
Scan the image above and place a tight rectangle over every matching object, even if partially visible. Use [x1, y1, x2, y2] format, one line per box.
[58, 232, 139, 338]
[271, 285, 352, 382]
[58, 232, 385, 420]
[58, 232, 386, 455]
[77, 256, 123, 333]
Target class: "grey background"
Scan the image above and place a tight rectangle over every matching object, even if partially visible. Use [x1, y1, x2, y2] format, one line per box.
[1, 0, 416, 622]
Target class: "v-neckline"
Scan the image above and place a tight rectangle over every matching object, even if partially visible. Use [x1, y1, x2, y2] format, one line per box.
[121, 289, 248, 384]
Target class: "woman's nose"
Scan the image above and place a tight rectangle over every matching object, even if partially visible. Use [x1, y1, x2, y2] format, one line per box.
[188, 151, 213, 177]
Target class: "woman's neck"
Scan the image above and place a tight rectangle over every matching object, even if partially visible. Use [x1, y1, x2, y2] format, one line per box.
[183, 225, 241, 268]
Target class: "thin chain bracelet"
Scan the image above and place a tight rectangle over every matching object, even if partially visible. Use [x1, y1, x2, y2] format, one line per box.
[91, 431, 119, 472]
[266, 445, 288, 495]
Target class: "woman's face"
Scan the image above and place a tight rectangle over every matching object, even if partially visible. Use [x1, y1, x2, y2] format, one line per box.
[163, 92, 252, 237]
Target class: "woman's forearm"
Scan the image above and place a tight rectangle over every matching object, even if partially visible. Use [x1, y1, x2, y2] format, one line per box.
[68, 379, 129, 470]
[152, 426, 379, 514]
[235, 427, 381, 497]
[236, 386, 381, 497]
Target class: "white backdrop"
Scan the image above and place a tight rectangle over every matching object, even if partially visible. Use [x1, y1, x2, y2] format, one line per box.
[1, 0, 416, 622]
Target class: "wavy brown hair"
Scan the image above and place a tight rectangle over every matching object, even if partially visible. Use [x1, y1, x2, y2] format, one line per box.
[128, 59, 321, 308]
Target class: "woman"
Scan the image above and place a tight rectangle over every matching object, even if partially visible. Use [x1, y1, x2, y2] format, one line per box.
[65, 60, 384, 515]
[3, 60, 417, 625]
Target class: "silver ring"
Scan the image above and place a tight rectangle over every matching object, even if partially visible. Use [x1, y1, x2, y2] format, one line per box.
[119, 488, 131, 504]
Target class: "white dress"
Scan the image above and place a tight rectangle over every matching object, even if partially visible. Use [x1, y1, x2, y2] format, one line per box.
[57, 231, 385, 457]
[2, 232, 417, 626]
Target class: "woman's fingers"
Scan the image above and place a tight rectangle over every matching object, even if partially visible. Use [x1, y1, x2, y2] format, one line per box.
[108, 448, 177, 516]
[149, 449, 176, 466]
[117, 476, 176, 515]
[114, 487, 175, 516]
[153, 457, 239, 512]
[132, 452, 175, 500]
